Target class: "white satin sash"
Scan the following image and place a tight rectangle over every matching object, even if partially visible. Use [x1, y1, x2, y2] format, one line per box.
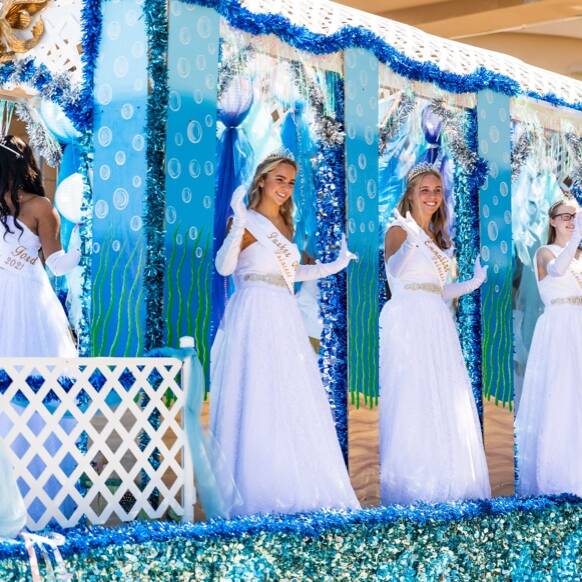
[246, 210, 299, 293]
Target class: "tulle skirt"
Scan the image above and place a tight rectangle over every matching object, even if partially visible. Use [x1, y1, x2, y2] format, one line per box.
[210, 280, 359, 516]
[516, 304, 582, 497]
[0, 269, 77, 357]
[0, 438, 26, 538]
[379, 290, 491, 505]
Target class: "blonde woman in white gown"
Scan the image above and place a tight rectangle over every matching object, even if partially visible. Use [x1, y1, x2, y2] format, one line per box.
[517, 197, 582, 496]
[0, 136, 79, 357]
[210, 154, 360, 516]
[380, 163, 491, 505]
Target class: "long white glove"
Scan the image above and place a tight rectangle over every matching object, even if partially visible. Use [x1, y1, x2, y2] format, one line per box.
[46, 249, 81, 276]
[295, 235, 356, 282]
[442, 256, 488, 300]
[45, 225, 81, 276]
[547, 209, 582, 277]
[215, 186, 247, 277]
[385, 210, 429, 277]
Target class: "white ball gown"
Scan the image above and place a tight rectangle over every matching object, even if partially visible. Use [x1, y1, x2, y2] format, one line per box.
[0, 217, 77, 357]
[0, 438, 26, 538]
[516, 245, 582, 496]
[379, 233, 490, 505]
[210, 213, 359, 516]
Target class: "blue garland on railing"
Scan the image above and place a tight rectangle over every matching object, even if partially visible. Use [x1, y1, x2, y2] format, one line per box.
[70, 0, 102, 353]
[314, 73, 349, 461]
[1, 493, 580, 561]
[143, 0, 169, 351]
[183, 0, 582, 113]
[453, 109, 488, 421]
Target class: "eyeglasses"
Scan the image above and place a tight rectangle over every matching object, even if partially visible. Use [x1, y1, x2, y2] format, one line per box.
[552, 212, 576, 222]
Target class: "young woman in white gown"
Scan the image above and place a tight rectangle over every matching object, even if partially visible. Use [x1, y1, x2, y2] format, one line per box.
[0, 438, 26, 538]
[379, 163, 491, 505]
[210, 154, 360, 516]
[0, 136, 79, 357]
[516, 197, 582, 497]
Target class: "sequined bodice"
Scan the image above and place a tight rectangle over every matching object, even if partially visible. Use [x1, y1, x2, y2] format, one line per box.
[234, 239, 301, 285]
[0, 217, 45, 281]
[536, 244, 582, 306]
[385, 232, 451, 295]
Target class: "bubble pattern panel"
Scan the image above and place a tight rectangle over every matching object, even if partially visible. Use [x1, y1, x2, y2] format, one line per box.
[92, 0, 148, 356]
[344, 48, 380, 407]
[477, 90, 514, 407]
[164, 1, 219, 373]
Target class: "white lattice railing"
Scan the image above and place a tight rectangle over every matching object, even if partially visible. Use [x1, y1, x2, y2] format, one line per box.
[0, 355, 195, 531]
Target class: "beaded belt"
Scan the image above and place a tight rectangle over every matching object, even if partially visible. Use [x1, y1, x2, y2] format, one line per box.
[550, 296, 582, 306]
[404, 282, 442, 295]
[242, 273, 287, 288]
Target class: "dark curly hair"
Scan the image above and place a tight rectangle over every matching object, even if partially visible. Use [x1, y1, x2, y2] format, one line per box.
[0, 135, 46, 239]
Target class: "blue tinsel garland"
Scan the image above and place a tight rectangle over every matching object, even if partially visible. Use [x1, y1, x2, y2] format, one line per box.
[314, 73, 349, 461]
[69, 0, 102, 353]
[182, 0, 582, 113]
[143, 0, 169, 351]
[453, 109, 489, 421]
[0, 493, 580, 561]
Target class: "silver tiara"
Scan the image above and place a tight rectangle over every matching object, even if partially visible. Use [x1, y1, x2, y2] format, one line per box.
[407, 162, 439, 183]
[263, 147, 296, 163]
[0, 141, 22, 159]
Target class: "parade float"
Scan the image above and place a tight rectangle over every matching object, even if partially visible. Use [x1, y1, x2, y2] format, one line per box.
[0, 0, 581, 577]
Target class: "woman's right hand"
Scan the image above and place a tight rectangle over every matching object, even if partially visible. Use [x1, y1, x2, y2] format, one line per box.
[230, 185, 248, 224]
[392, 209, 427, 244]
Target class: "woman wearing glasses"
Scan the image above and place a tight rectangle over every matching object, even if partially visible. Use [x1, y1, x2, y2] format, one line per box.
[516, 195, 582, 496]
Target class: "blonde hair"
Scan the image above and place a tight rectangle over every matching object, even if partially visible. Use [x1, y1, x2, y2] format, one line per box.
[397, 169, 451, 250]
[547, 194, 578, 244]
[248, 156, 297, 233]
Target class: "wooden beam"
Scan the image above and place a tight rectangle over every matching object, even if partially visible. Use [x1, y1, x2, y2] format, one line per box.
[419, 0, 582, 40]
[331, 0, 450, 16]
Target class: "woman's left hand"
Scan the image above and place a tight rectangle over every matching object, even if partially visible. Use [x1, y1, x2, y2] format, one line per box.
[339, 234, 358, 264]
[473, 256, 488, 284]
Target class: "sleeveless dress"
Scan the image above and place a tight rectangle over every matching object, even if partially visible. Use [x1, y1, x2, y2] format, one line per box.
[210, 215, 359, 516]
[0, 217, 77, 357]
[0, 438, 26, 537]
[516, 244, 582, 496]
[379, 232, 491, 505]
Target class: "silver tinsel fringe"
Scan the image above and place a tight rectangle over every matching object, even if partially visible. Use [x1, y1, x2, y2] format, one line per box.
[14, 102, 62, 167]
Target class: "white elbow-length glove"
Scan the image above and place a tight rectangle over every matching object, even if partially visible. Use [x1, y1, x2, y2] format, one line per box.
[215, 186, 247, 277]
[385, 210, 429, 277]
[442, 256, 488, 300]
[547, 209, 582, 277]
[45, 225, 81, 276]
[295, 235, 357, 282]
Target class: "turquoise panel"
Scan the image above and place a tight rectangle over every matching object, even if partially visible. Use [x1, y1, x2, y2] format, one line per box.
[477, 90, 514, 408]
[92, 0, 148, 356]
[164, 1, 219, 375]
[344, 48, 380, 407]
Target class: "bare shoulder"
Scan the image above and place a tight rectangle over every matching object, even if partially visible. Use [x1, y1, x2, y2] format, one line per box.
[536, 246, 555, 280]
[25, 195, 54, 216]
[384, 225, 407, 257]
[385, 224, 406, 243]
[536, 246, 555, 266]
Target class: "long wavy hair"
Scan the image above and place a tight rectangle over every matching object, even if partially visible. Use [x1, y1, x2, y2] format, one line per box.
[248, 155, 297, 233]
[0, 135, 46, 239]
[547, 195, 578, 244]
[397, 169, 451, 250]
